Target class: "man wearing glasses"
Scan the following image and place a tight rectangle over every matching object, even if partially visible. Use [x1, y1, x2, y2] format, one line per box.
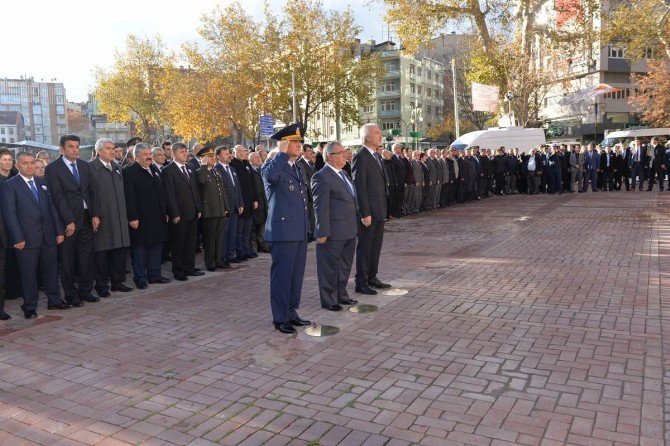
[311, 141, 359, 311]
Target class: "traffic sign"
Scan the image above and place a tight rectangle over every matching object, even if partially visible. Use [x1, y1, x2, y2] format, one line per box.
[259, 115, 274, 136]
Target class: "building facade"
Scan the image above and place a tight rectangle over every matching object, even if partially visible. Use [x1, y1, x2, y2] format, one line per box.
[309, 40, 445, 148]
[0, 111, 26, 144]
[0, 78, 67, 145]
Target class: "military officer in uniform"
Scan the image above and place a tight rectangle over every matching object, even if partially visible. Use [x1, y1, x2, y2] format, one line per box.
[261, 123, 311, 334]
[196, 146, 230, 271]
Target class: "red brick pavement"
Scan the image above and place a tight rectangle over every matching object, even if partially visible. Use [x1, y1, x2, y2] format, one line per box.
[1, 191, 669, 445]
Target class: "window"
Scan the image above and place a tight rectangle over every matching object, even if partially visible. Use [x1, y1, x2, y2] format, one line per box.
[417, 85, 422, 95]
[409, 64, 415, 76]
[434, 90, 440, 99]
[9, 138, 14, 143]
[427, 70, 432, 80]
[9, 128, 14, 135]
[417, 67, 422, 77]
[56, 106, 65, 115]
[385, 62, 398, 71]
[33, 105, 41, 115]
[410, 83, 415, 94]
[381, 101, 396, 111]
[426, 105, 432, 115]
[0, 138, 4, 143]
[363, 105, 373, 113]
[427, 88, 432, 98]
[382, 122, 396, 131]
[410, 101, 415, 109]
[0, 128, 4, 134]
[35, 125, 42, 134]
[380, 81, 396, 92]
[608, 45, 626, 59]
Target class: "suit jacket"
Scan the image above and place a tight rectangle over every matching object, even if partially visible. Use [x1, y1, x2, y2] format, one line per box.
[187, 157, 202, 173]
[352, 147, 388, 221]
[44, 156, 93, 228]
[230, 158, 257, 217]
[314, 151, 325, 171]
[249, 166, 267, 224]
[592, 151, 601, 171]
[1, 175, 64, 248]
[402, 156, 414, 185]
[123, 162, 167, 245]
[600, 152, 615, 171]
[297, 157, 315, 189]
[311, 166, 358, 240]
[411, 159, 424, 185]
[261, 152, 309, 242]
[215, 163, 244, 212]
[652, 144, 666, 170]
[391, 154, 406, 186]
[89, 158, 130, 251]
[0, 175, 10, 248]
[161, 162, 202, 222]
[196, 166, 230, 219]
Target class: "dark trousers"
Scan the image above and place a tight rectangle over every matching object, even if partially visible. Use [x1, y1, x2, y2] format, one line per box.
[393, 185, 405, 215]
[603, 169, 614, 190]
[548, 169, 561, 193]
[17, 244, 60, 313]
[223, 212, 238, 262]
[236, 215, 252, 258]
[527, 172, 539, 195]
[648, 169, 665, 191]
[0, 248, 5, 312]
[251, 221, 268, 253]
[583, 169, 597, 191]
[316, 238, 355, 307]
[130, 242, 162, 286]
[94, 247, 127, 292]
[269, 240, 307, 324]
[202, 217, 226, 269]
[631, 163, 643, 190]
[169, 219, 197, 277]
[58, 217, 93, 304]
[355, 218, 385, 286]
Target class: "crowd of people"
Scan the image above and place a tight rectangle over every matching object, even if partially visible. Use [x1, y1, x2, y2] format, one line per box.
[0, 126, 666, 327]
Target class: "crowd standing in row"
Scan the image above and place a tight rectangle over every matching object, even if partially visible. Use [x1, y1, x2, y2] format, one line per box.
[0, 125, 666, 328]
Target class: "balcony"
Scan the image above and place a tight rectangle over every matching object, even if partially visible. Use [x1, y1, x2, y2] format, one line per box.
[380, 50, 399, 58]
[381, 70, 400, 79]
[380, 109, 401, 118]
[377, 90, 400, 99]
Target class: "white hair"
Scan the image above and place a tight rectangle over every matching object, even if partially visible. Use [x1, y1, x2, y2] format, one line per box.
[133, 143, 151, 158]
[359, 123, 378, 145]
[94, 138, 114, 154]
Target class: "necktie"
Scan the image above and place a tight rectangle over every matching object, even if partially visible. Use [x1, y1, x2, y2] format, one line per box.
[225, 165, 235, 185]
[106, 162, 112, 172]
[292, 163, 299, 178]
[71, 162, 80, 183]
[339, 170, 355, 197]
[28, 179, 39, 202]
[181, 165, 189, 179]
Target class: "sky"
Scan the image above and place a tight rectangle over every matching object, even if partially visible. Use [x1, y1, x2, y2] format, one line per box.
[4, 0, 389, 102]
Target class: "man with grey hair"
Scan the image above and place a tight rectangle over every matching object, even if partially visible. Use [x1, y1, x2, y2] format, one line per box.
[312, 141, 359, 311]
[150, 147, 166, 174]
[352, 123, 391, 295]
[89, 138, 132, 297]
[123, 143, 169, 288]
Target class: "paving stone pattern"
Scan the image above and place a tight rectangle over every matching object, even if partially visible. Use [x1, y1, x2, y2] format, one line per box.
[1, 191, 669, 445]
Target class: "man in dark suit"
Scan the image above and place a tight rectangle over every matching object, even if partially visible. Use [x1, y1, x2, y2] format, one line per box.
[249, 151, 269, 255]
[314, 142, 326, 171]
[45, 134, 96, 307]
[1, 152, 69, 318]
[188, 144, 203, 172]
[297, 144, 316, 241]
[390, 143, 406, 217]
[312, 141, 359, 311]
[353, 123, 391, 295]
[195, 146, 229, 271]
[647, 137, 666, 191]
[214, 147, 243, 266]
[162, 142, 203, 281]
[123, 143, 170, 288]
[0, 178, 10, 320]
[230, 145, 257, 261]
[262, 123, 311, 334]
[89, 139, 133, 296]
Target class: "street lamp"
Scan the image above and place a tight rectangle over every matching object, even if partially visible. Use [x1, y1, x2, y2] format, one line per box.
[504, 91, 516, 126]
[587, 102, 606, 145]
[410, 107, 423, 150]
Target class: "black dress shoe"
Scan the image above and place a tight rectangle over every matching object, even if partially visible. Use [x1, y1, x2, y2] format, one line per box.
[83, 295, 100, 302]
[70, 301, 84, 308]
[229, 258, 241, 264]
[97, 290, 111, 298]
[289, 318, 311, 326]
[187, 270, 205, 276]
[47, 301, 71, 310]
[174, 275, 188, 281]
[0, 311, 11, 320]
[369, 277, 392, 288]
[274, 322, 297, 334]
[249, 253, 258, 258]
[340, 298, 358, 305]
[206, 266, 217, 272]
[24, 311, 37, 319]
[135, 282, 148, 289]
[218, 262, 231, 269]
[355, 284, 378, 295]
[111, 284, 133, 292]
[322, 304, 343, 311]
[148, 276, 171, 284]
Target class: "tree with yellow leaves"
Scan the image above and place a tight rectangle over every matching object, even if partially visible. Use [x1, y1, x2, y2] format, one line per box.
[94, 35, 167, 141]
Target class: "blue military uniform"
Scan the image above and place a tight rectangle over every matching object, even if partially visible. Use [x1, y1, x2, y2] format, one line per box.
[262, 123, 311, 333]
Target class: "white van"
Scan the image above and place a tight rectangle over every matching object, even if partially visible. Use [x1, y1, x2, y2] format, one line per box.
[450, 127, 546, 153]
[601, 128, 670, 147]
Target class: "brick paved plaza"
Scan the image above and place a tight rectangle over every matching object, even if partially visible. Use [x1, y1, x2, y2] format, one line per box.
[1, 191, 669, 446]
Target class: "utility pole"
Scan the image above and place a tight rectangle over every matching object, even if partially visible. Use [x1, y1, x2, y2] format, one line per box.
[452, 58, 460, 138]
[292, 70, 297, 124]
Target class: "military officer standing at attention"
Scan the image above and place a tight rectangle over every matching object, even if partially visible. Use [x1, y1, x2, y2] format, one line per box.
[262, 123, 311, 334]
[195, 146, 230, 271]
